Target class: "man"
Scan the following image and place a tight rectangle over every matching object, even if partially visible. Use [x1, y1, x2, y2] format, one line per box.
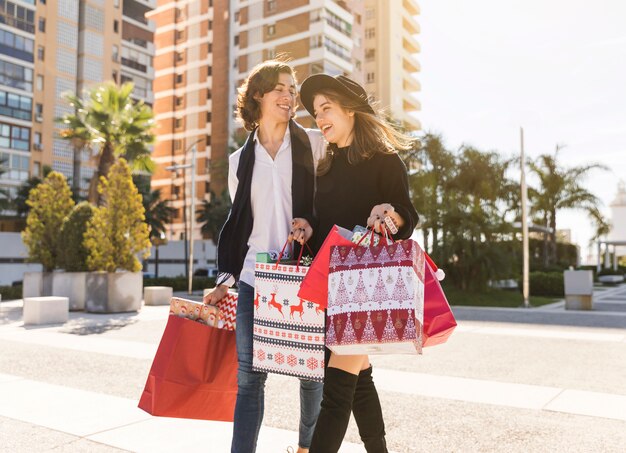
[204, 60, 325, 453]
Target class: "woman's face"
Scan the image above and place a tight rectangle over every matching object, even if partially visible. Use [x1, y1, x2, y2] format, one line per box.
[313, 94, 355, 147]
[257, 72, 297, 125]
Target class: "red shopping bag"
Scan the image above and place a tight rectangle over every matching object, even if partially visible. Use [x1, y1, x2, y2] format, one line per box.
[423, 260, 456, 347]
[138, 314, 238, 421]
[298, 225, 353, 309]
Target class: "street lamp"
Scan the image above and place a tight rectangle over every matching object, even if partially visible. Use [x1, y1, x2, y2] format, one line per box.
[520, 127, 530, 308]
[166, 138, 202, 295]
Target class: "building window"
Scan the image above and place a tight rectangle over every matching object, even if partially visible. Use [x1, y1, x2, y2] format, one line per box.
[208, 43, 212, 53]
[35, 103, 43, 121]
[176, 30, 184, 41]
[176, 73, 183, 84]
[355, 13, 362, 25]
[0, 151, 29, 181]
[208, 20, 212, 30]
[206, 112, 211, 122]
[267, 0, 276, 11]
[175, 118, 182, 128]
[0, 90, 32, 121]
[174, 139, 182, 150]
[112, 70, 118, 83]
[33, 161, 41, 176]
[365, 28, 375, 39]
[175, 96, 183, 107]
[234, 35, 239, 46]
[267, 24, 275, 36]
[355, 59, 362, 71]
[311, 35, 323, 49]
[0, 29, 35, 62]
[34, 132, 41, 149]
[37, 46, 44, 61]
[36, 75, 43, 91]
[0, 2, 35, 33]
[205, 135, 211, 146]
[176, 51, 184, 62]
[365, 48, 375, 61]
[0, 123, 30, 151]
[366, 9, 375, 20]
[366, 72, 375, 83]
[234, 11, 239, 22]
[267, 48, 276, 59]
[38, 18, 45, 32]
[206, 89, 211, 100]
[113, 20, 119, 33]
[0, 60, 33, 91]
[207, 67, 212, 76]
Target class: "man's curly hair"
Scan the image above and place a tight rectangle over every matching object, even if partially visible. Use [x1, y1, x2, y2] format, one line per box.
[236, 59, 297, 131]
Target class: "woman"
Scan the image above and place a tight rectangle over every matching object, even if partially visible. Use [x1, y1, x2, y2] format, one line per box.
[204, 60, 325, 453]
[292, 74, 419, 452]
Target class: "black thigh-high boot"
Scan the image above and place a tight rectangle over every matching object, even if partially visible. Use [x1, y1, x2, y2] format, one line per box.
[352, 366, 388, 453]
[309, 367, 360, 453]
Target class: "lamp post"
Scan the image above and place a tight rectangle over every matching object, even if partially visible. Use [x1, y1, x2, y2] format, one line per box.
[520, 127, 530, 308]
[166, 139, 202, 295]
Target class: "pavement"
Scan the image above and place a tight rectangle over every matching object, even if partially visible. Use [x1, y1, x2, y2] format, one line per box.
[1, 285, 625, 452]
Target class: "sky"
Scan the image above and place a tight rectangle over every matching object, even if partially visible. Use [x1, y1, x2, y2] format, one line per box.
[418, 0, 626, 263]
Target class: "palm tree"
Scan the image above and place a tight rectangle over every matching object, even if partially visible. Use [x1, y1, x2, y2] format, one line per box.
[528, 146, 607, 267]
[58, 81, 156, 205]
[197, 190, 232, 245]
[13, 165, 53, 217]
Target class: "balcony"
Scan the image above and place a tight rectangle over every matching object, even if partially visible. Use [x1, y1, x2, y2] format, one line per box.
[403, 31, 420, 54]
[403, 15, 420, 35]
[123, 0, 152, 26]
[121, 57, 148, 73]
[403, 0, 420, 16]
[403, 76, 420, 93]
[403, 55, 420, 73]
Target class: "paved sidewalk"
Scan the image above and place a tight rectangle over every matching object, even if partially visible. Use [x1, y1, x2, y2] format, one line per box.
[1, 284, 625, 452]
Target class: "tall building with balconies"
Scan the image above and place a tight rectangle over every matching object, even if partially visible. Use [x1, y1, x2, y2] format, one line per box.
[0, 0, 37, 222]
[231, 0, 354, 130]
[149, 0, 230, 241]
[363, 0, 421, 131]
[0, 0, 155, 228]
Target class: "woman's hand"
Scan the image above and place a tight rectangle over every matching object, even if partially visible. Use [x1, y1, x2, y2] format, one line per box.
[289, 218, 313, 245]
[203, 284, 229, 305]
[367, 203, 404, 234]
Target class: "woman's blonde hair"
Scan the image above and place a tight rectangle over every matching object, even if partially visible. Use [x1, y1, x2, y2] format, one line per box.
[315, 89, 415, 175]
[236, 59, 297, 131]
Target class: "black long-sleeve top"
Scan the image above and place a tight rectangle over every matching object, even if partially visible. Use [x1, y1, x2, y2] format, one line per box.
[311, 147, 419, 252]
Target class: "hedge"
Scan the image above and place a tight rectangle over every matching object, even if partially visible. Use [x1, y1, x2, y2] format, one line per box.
[144, 277, 216, 292]
[0, 285, 23, 301]
[527, 272, 564, 297]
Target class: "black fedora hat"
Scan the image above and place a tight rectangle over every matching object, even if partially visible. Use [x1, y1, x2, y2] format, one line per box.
[300, 74, 376, 117]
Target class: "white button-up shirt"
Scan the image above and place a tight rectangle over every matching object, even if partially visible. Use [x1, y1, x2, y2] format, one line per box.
[228, 127, 326, 286]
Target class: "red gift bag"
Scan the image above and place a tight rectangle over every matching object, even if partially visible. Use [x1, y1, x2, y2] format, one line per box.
[138, 314, 238, 421]
[297, 225, 353, 308]
[423, 260, 456, 347]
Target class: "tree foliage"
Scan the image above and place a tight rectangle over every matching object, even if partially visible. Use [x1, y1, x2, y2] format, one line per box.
[197, 190, 232, 245]
[58, 81, 155, 204]
[528, 148, 607, 266]
[84, 159, 151, 272]
[21, 172, 75, 271]
[59, 202, 96, 272]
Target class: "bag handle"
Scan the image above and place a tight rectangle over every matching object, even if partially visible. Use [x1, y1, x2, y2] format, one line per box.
[274, 238, 314, 271]
[354, 226, 391, 247]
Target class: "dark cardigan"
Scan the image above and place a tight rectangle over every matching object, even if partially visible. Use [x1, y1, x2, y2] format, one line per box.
[216, 120, 315, 279]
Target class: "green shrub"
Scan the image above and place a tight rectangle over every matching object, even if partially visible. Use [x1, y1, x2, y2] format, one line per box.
[144, 277, 216, 292]
[59, 202, 95, 272]
[0, 285, 23, 301]
[597, 268, 625, 276]
[527, 271, 564, 297]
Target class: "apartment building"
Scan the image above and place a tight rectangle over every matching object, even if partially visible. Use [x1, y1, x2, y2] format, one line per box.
[0, 0, 155, 230]
[150, 0, 420, 240]
[364, 0, 421, 131]
[149, 0, 230, 241]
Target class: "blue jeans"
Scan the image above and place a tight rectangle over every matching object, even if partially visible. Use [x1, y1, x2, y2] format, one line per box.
[231, 281, 323, 453]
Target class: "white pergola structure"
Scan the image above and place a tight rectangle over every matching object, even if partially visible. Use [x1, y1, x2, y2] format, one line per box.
[597, 240, 626, 272]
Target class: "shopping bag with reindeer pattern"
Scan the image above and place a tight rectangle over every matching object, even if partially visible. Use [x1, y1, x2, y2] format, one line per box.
[252, 250, 325, 381]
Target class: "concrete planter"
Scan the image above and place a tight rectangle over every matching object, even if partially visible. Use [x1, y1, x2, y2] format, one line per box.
[564, 270, 593, 310]
[85, 272, 143, 313]
[52, 272, 87, 311]
[22, 272, 53, 299]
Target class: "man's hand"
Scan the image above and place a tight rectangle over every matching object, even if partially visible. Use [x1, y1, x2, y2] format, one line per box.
[203, 284, 229, 305]
[289, 218, 313, 245]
